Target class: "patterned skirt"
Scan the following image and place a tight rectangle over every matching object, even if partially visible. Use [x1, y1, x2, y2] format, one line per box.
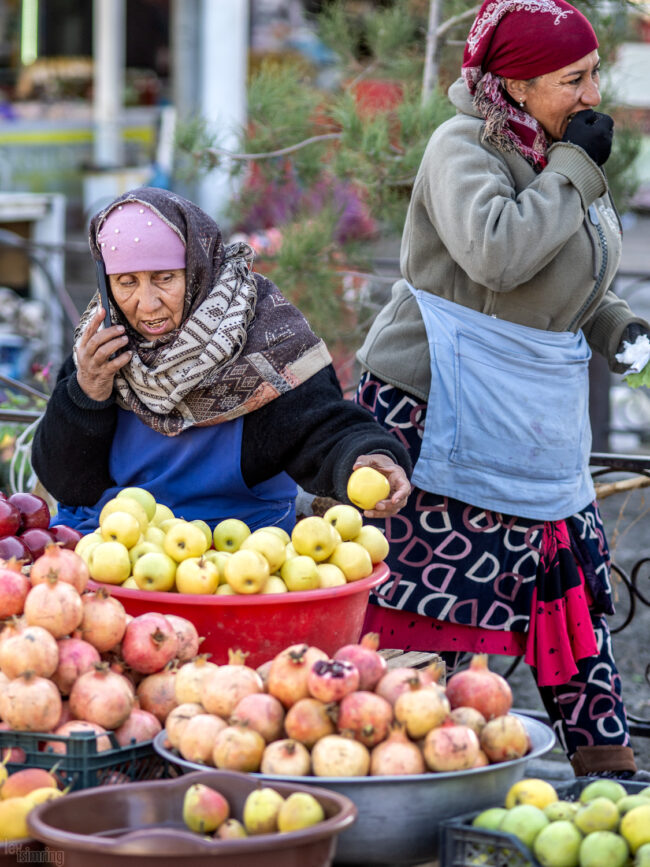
[354, 372, 615, 687]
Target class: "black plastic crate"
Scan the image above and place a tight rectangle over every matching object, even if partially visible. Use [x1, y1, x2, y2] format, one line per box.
[439, 778, 649, 867]
[0, 728, 177, 792]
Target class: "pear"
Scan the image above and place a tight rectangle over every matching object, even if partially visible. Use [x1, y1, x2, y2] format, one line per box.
[472, 807, 508, 830]
[617, 795, 650, 816]
[532, 819, 582, 867]
[573, 797, 619, 835]
[636, 842, 650, 867]
[620, 804, 650, 854]
[505, 778, 558, 810]
[216, 818, 248, 839]
[579, 830, 628, 867]
[242, 787, 285, 835]
[182, 783, 230, 834]
[0, 798, 31, 842]
[498, 804, 549, 849]
[277, 792, 325, 833]
[21, 788, 64, 810]
[544, 800, 580, 822]
[579, 779, 627, 804]
[1, 767, 59, 800]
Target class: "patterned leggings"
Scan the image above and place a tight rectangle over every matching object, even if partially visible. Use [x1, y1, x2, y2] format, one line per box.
[440, 612, 630, 759]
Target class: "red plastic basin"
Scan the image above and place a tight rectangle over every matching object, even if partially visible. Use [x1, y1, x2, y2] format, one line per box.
[88, 563, 388, 666]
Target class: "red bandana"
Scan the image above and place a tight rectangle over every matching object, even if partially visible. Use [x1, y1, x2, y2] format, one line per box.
[461, 0, 598, 169]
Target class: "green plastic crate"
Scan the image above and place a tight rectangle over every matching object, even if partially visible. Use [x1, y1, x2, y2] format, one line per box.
[439, 778, 649, 867]
[0, 728, 175, 792]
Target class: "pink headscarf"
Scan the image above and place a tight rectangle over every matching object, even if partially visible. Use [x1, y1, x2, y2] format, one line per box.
[461, 0, 598, 168]
[97, 201, 186, 274]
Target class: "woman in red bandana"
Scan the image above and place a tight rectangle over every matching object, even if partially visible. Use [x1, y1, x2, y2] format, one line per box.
[356, 0, 649, 777]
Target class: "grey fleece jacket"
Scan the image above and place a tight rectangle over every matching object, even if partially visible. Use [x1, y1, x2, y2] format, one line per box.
[358, 79, 647, 401]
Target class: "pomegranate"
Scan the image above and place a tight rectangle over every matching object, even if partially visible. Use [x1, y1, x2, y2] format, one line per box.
[78, 588, 127, 653]
[174, 655, 219, 704]
[0, 566, 30, 618]
[370, 724, 426, 776]
[114, 708, 162, 746]
[121, 613, 178, 675]
[55, 699, 73, 728]
[334, 632, 387, 691]
[307, 658, 360, 703]
[311, 733, 370, 777]
[284, 697, 336, 748]
[267, 643, 328, 707]
[423, 724, 480, 772]
[256, 659, 273, 689]
[164, 614, 201, 663]
[472, 749, 490, 768]
[211, 723, 266, 772]
[445, 654, 512, 720]
[479, 714, 529, 763]
[230, 692, 285, 743]
[166, 702, 205, 750]
[29, 544, 89, 594]
[52, 637, 101, 696]
[260, 738, 311, 776]
[23, 577, 83, 639]
[449, 706, 487, 736]
[337, 690, 394, 747]
[45, 720, 112, 754]
[0, 624, 59, 679]
[201, 663, 263, 718]
[178, 713, 227, 764]
[394, 679, 451, 739]
[68, 663, 134, 729]
[136, 664, 179, 724]
[1, 671, 62, 732]
[375, 666, 436, 706]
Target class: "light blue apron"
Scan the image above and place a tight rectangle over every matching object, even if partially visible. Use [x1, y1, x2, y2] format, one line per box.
[409, 286, 595, 521]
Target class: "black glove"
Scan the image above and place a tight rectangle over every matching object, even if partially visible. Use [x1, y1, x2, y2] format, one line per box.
[617, 323, 649, 354]
[561, 109, 614, 166]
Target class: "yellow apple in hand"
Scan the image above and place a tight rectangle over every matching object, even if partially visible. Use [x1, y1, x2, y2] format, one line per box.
[316, 563, 347, 587]
[152, 502, 175, 527]
[353, 525, 389, 564]
[99, 496, 149, 535]
[280, 555, 320, 591]
[241, 530, 286, 573]
[117, 486, 157, 521]
[203, 549, 231, 584]
[213, 518, 251, 553]
[100, 510, 142, 549]
[89, 540, 132, 584]
[132, 550, 177, 591]
[163, 520, 209, 562]
[191, 520, 213, 549]
[176, 556, 220, 594]
[291, 517, 336, 562]
[328, 541, 373, 581]
[347, 467, 391, 511]
[323, 504, 363, 541]
[224, 549, 270, 594]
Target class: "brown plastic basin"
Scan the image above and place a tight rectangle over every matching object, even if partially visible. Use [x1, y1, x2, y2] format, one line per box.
[27, 768, 357, 867]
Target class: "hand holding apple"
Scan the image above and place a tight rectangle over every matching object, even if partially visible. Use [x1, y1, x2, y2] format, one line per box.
[349, 456, 411, 517]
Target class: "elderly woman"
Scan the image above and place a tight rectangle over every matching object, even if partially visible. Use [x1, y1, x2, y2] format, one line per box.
[354, 0, 649, 777]
[32, 187, 411, 536]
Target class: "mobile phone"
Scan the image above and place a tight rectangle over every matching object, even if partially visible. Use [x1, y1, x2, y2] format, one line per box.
[95, 259, 112, 329]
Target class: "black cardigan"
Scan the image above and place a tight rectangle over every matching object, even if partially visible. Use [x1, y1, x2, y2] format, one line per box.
[32, 356, 412, 508]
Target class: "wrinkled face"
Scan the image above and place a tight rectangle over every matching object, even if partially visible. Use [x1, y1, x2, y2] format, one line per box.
[508, 50, 601, 142]
[109, 269, 186, 338]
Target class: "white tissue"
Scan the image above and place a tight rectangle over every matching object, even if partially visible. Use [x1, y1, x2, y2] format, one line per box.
[615, 333, 650, 374]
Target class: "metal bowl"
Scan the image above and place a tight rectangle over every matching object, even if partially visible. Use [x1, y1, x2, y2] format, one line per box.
[154, 713, 556, 866]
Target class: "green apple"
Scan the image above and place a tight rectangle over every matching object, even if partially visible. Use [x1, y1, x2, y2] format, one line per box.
[352, 525, 389, 564]
[100, 510, 142, 549]
[121, 576, 139, 589]
[215, 583, 237, 595]
[260, 575, 289, 594]
[159, 517, 184, 534]
[328, 541, 373, 581]
[316, 563, 347, 587]
[202, 549, 231, 584]
[259, 525, 291, 545]
[323, 504, 363, 541]
[163, 520, 209, 562]
[75, 531, 103, 560]
[144, 526, 166, 548]
[291, 517, 337, 562]
[213, 518, 251, 553]
[176, 556, 220, 594]
[280, 555, 320, 591]
[191, 519, 213, 549]
[241, 530, 286, 573]
[99, 496, 149, 535]
[129, 539, 163, 568]
[117, 486, 157, 522]
[132, 550, 177, 592]
[152, 503, 175, 527]
[224, 549, 270, 594]
[89, 540, 132, 584]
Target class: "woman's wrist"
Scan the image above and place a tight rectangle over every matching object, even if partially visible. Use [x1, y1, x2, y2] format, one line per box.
[69, 373, 115, 410]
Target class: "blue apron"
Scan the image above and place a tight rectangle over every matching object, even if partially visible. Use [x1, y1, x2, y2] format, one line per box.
[53, 409, 297, 533]
[409, 286, 595, 521]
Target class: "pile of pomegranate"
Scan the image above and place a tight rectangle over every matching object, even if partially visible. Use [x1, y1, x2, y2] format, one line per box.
[0, 544, 200, 770]
[163, 638, 531, 777]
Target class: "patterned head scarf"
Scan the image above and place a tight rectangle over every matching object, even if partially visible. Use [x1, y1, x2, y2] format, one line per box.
[462, 0, 598, 168]
[76, 187, 331, 436]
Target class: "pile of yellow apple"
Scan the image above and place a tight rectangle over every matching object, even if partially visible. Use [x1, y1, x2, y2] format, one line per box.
[74, 477, 390, 595]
